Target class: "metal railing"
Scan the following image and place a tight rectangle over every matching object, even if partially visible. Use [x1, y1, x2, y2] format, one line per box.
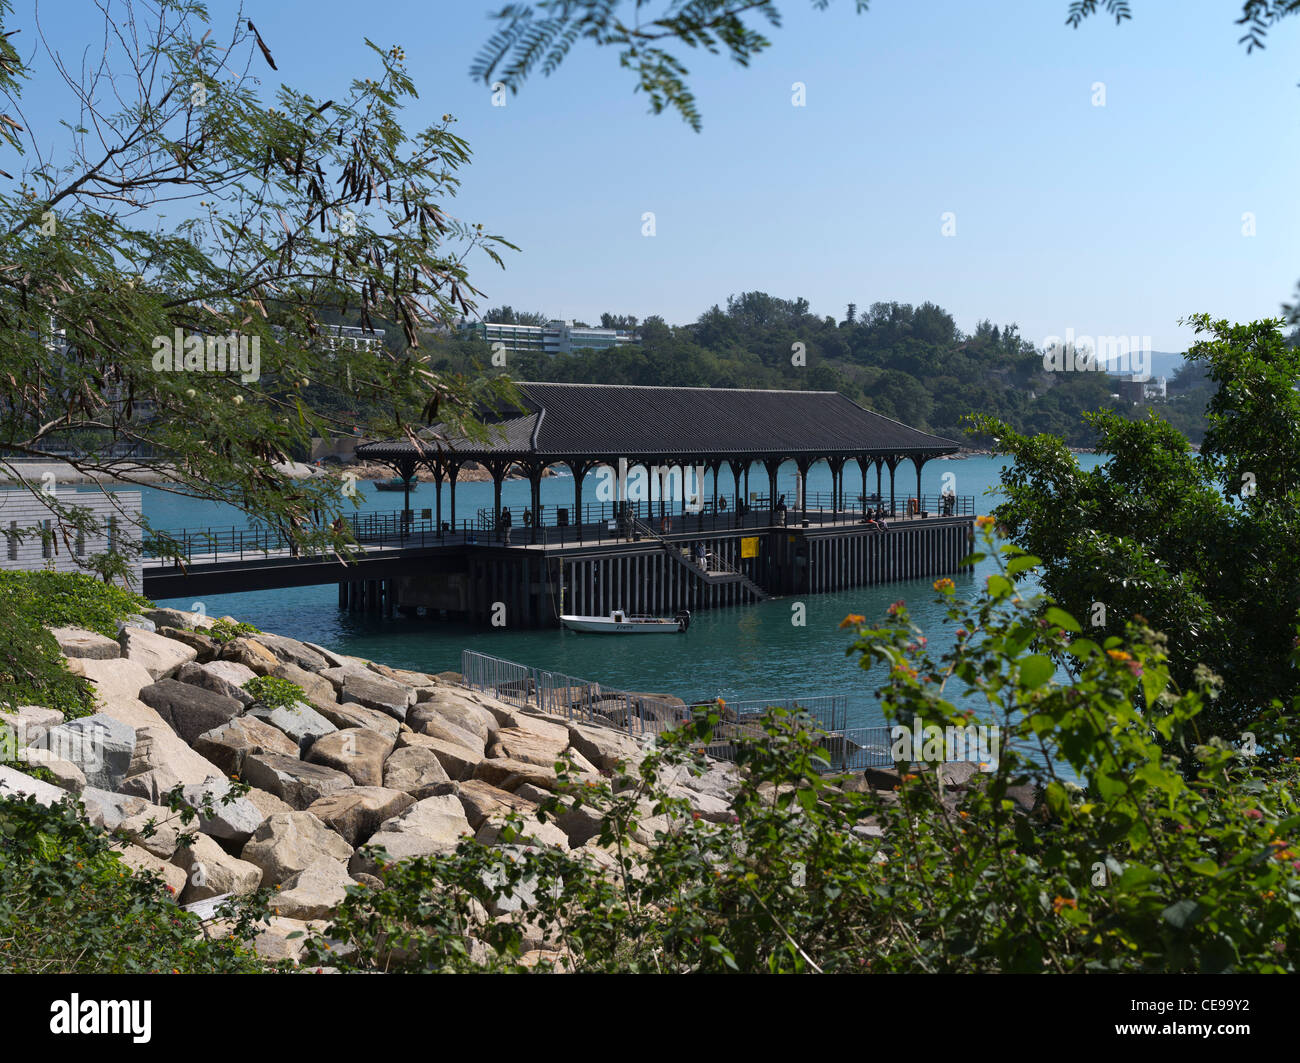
[460, 649, 894, 770]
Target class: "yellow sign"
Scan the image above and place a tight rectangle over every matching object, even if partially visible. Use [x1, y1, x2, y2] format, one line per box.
[740, 536, 759, 559]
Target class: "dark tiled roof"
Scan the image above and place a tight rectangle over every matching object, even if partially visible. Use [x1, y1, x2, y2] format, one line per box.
[358, 382, 958, 463]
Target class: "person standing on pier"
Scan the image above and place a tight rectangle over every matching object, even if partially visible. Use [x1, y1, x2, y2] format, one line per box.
[499, 507, 513, 545]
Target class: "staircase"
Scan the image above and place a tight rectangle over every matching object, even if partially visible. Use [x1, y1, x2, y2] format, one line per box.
[630, 518, 771, 602]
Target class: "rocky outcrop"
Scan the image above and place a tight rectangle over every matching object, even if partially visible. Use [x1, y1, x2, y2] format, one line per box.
[18, 610, 749, 967]
[240, 811, 353, 887]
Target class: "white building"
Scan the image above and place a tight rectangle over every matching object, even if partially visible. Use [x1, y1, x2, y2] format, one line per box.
[460, 319, 636, 357]
[0, 489, 143, 589]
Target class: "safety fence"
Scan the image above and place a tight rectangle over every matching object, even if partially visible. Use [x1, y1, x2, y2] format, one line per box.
[460, 649, 895, 771]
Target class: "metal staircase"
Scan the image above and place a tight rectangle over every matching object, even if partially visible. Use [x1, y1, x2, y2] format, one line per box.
[630, 518, 771, 602]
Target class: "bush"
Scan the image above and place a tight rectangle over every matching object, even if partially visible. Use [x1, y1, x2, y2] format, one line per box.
[0, 571, 151, 718]
[302, 525, 1300, 973]
[0, 795, 270, 973]
[242, 675, 305, 709]
[209, 618, 260, 644]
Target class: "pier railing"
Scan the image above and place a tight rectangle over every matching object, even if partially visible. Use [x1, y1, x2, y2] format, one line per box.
[460, 649, 894, 770]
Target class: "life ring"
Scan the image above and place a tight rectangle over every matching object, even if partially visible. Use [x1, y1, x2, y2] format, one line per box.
[908, 497, 919, 516]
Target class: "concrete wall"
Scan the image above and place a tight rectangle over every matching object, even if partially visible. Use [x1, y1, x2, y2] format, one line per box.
[0, 489, 143, 589]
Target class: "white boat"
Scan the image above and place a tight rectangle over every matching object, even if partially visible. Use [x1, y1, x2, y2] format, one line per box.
[561, 609, 690, 634]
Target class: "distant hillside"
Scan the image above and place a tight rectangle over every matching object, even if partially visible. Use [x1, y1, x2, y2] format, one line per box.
[415, 294, 1213, 449]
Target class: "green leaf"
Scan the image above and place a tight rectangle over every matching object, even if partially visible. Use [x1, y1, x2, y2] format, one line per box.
[1006, 555, 1041, 576]
[1044, 606, 1081, 632]
[1018, 654, 1055, 689]
[1161, 899, 1204, 930]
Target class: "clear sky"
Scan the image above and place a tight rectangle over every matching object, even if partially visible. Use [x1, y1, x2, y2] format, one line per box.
[16, 0, 1300, 351]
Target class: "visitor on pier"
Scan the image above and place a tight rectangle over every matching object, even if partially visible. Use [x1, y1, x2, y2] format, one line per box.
[695, 541, 709, 570]
[775, 494, 787, 525]
[498, 507, 512, 545]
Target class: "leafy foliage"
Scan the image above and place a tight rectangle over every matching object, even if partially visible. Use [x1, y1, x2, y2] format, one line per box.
[0, 795, 268, 973]
[242, 674, 307, 710]
[301, 528, 1300, 972]
[975, 315, 1300, 751]
[208, 618, 260, 644]
[0, 571, 150, 717]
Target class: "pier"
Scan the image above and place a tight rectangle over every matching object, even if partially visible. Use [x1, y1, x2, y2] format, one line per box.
[143, 383, 976, 621]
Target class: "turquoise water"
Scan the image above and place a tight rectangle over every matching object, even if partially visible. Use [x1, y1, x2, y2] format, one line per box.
[142, 453, 1106, 730]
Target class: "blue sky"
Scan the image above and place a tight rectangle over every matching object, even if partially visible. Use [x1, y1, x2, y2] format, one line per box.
[16, 0, 1300, 351]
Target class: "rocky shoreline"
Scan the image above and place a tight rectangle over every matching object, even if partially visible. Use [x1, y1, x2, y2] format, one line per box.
[0, 611, 739, 967]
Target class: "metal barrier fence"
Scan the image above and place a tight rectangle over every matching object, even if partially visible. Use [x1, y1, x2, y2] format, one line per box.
[460, 649, 896, 771]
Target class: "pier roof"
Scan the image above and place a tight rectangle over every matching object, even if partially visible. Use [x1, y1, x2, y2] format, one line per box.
[357, 382, 959, 465]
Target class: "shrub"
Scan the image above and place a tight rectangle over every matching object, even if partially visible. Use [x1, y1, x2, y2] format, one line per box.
[302, 525, 1300, 973]
[243, 675, 305, 709]
[209, 618, 260, 644]
[0, 571, 150, 718]
[0, 795, 270, 973]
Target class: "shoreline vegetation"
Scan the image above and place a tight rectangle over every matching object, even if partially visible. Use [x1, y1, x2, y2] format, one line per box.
[3, 549, 1296, 973]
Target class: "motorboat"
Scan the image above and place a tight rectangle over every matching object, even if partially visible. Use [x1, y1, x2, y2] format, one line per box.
[561, 609, 690, 634]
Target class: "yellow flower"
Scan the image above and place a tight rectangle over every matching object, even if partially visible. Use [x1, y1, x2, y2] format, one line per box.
[932, 578, 955, 594]
[839, 613, 866, 629]
[1052, 896, 1077, 914]
[1106, 649, 1132, 662]
[975, 515, 995, 529]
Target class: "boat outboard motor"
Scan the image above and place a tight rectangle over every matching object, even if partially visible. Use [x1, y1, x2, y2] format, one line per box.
[674, 609, 691, 631]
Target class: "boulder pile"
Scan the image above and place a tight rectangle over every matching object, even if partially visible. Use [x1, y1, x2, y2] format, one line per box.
[0, 609, 740, 967]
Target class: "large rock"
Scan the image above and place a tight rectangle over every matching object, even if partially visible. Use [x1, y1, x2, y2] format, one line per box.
[172, 832, 263, 902]
[314, 701, 401, 740]
[456, 778, 538, 830]
[382, 745, 451, 793]
[156, 626, 218, 662]
[270, 660, 339, 714]
[117, 627, 197, 680]
[244, 786, 296, 820]
[412, 691, 499, 743]
[567, 721, 645, 771]
[272, 862, 354, 920]
[476, 817, 569, 851]
[116, 725, 230, 801]
[50, 625, 120, 660]
[395, 733, 479, 781]
[241, 916, 328, 964]
[317, 664, 370, 693]
[241, 811, 354, 887]
[306, 728, 394, 787]
[472, 756, 564, 793]
[74, 656, 156, 707]
[181, 775, 265, 843]
[408, 708, 487, 756]
[219, 637, 280, 676]
[488, 726, 569, 768]
[253, 633, 329, 672]
[242, 754, 355, 810]
[307, 787, 415, 847]
[247, 701, 337, 749]
[0, 705, 64, 747]
[145, 607, 216, 631]
[0, 763, 69, 807]
[40, 713, 135, 791]
[137, 678, 242, 745]
[301, 641, 354, 669]
[192, 715, 300, 776]
[17, 747, 86, 793]
[350, 794, 472, 876]
[496, 709, 571, 746]
[114, 843, 188, 897]
[176, 660, 258, 706]
[338, 672, 413, 721]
